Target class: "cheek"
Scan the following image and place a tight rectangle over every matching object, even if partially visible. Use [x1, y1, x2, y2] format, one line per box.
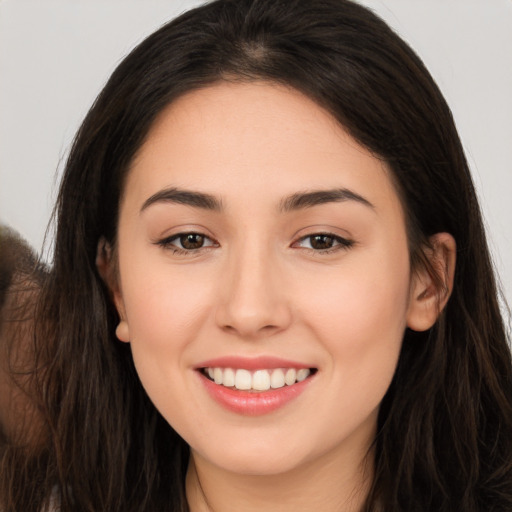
[117, 250, 218, 378]
[123, 275, 213, 347]
[297, 247, 411, 392]
[301, 255, 410, 338]
[118, 264, 218, 422]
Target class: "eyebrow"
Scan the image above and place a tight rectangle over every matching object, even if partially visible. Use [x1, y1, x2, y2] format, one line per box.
[140, 186, 374, 214]
[140, 187, 223, 213]
[279, 188, 374, 212]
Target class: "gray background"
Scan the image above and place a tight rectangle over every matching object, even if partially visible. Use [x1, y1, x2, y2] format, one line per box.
[1, 0, 511, 310]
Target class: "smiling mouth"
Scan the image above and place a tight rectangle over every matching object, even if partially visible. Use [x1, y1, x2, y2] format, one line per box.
[200, 367, 317, 392]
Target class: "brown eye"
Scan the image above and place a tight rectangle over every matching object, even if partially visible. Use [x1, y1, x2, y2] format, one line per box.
[293, 233, 354, 253]
[156, 232, 217, 252]
[179, 233, 206, 249]
[309, 234, 336, 250]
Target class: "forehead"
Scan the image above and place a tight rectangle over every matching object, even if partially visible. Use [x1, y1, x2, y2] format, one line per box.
[131, 81, 346, 172]
[124, 81, 402, 220]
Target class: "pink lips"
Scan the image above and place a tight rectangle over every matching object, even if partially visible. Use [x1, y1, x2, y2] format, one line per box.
[196, 356, 315, 416]
[197, 356, 312, 371]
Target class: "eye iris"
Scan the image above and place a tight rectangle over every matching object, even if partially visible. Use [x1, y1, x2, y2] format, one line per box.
[310, 234, 334, 249]
[180, 233, 204, 249]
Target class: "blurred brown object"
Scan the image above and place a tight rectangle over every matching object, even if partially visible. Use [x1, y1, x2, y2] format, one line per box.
[0, 225, 47, 448]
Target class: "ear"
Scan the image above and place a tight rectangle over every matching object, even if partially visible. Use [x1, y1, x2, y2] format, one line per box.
[406, 232, 456, 332]
[96, 237, 130, 342]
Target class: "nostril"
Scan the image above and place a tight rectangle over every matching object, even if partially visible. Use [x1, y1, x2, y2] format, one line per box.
[220, 322, 282, 338]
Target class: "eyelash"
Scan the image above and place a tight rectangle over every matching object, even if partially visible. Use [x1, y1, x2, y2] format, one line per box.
[293, 233, 354, 254]
[155, 232, 218, 255]
[155, 231, 354, 256]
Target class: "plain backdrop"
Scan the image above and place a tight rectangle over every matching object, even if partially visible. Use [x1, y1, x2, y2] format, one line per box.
[0, 0, 511, 310]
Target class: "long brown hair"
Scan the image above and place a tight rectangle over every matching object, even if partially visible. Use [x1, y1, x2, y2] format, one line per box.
[1, 1, 511, 510]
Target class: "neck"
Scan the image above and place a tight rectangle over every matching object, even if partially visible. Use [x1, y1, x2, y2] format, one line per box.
[186, 443, 374, 512]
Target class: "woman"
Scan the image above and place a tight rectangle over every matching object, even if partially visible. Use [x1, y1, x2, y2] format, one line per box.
[1, 0, 511, 510]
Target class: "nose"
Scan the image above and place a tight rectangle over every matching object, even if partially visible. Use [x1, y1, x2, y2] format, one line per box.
[215, 243, 292, 339]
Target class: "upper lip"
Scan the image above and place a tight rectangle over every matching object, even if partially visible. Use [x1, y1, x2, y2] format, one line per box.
[195, 356, 314, 371]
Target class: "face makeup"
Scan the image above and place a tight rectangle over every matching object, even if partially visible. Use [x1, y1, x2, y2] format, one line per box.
[196, 356, 315, 415]
[113, 81, 419, 478]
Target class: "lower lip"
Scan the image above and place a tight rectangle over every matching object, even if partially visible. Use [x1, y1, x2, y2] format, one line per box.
[198, 371, 314, 416]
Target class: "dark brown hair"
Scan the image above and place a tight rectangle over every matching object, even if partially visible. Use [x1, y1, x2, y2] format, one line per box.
[1, 1, 511, 510]
[0, 226, 49, 507]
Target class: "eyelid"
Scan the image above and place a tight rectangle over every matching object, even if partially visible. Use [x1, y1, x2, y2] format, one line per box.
[173, 233, 217, 247]
[293, 233, 353, 249]
[151, 223, 215, 242]
[152, 228, 219, 254]
[290, 226, 355, 254]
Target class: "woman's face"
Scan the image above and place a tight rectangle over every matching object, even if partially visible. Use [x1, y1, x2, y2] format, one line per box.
[112, 81, 423, 477]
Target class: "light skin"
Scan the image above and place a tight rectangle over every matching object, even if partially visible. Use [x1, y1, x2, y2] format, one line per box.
[98, 82, 455, 511]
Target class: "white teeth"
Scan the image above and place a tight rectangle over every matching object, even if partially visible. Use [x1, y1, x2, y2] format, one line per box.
[270, 369, 285, 389]
[296, 368, 311, 382]
[235, 369, 252, 390]
[223, 367, 235, 387]
[213, 367, 223, 385]
[252, 370, 271, 391]
[203, 366, 313, 391]
[285, 368, 297, 386]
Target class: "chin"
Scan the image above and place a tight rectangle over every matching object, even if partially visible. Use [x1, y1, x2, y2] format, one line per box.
[199, 444, 310, 477]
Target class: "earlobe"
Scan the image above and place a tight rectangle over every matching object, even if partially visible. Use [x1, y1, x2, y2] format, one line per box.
[115, 320, 130, 342]
[406, 232, 456, 332]
[96, 237, 131, 343]
[112, 296, 131, 343]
